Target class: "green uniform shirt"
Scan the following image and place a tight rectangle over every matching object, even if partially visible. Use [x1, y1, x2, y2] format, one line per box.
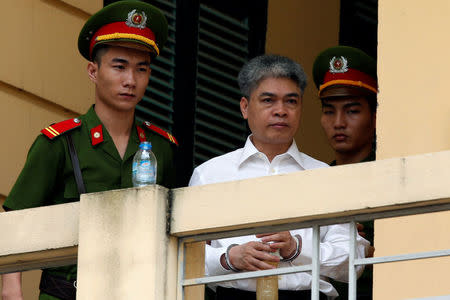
[4, 106, 176, 299]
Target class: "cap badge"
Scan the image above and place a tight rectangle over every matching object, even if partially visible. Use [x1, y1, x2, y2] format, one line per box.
[126, 9, 147, 29]
[329, 56, 348, 73]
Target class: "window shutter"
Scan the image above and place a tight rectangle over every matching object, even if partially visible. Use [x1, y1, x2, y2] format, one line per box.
[135, 0, 177, 131]
[193, 3, 250, 166]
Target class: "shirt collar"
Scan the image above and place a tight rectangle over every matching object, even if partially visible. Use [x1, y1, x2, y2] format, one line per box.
[238, 136, 260, 166]
[82, 105, 110, 146]
[82, 105, 142, 145]
[284, 139, 306, 170]
[82, 105, 102, 130]
[238, 135, 306, 170]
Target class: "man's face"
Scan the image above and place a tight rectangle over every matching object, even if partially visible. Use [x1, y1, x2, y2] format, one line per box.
[320, 97, 376, 154]
[88, 46, 151, 112]
[240, 77, 302, 151]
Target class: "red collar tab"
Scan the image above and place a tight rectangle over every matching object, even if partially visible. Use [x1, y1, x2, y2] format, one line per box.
[89, 21, 156, 58]
[143, 121, 178, 146]
[41, 118, 82, 140]
[136, 125, 147, 142]
[90, 124, 104, 146]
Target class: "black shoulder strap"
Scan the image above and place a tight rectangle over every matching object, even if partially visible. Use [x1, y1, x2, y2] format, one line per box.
[65, 134, 86, 195]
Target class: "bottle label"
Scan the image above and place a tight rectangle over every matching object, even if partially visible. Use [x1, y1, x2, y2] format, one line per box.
[132, 160, 155, 183]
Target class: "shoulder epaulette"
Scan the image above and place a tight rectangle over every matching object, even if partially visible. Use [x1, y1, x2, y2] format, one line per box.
[143, 121, 178, 146]
[41, 118, 82, 140]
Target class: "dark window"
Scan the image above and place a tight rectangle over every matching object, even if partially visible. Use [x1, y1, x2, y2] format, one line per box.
[339, 0, 378, 59]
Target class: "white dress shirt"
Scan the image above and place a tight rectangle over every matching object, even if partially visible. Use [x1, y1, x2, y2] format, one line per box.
[189, 137, 369, 298]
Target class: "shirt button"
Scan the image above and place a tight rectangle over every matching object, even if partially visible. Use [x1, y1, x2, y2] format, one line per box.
[270, 168, 276, 174]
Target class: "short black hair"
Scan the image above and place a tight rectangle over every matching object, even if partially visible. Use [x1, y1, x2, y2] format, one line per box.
[92, 44, 110, 67]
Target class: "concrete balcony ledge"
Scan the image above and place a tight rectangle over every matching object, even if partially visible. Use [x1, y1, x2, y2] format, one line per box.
[170, 150, 450, 237]
[0, 151, 449, 275]
[0, 202, 79, 273]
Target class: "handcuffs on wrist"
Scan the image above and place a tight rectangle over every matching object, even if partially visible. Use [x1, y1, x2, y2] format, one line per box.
[225, 243, 240, 272]
[224, 235, 302, 272]
[281, 234, 301, 262]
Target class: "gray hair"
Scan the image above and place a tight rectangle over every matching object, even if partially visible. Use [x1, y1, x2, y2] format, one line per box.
[238, 54, 307, 98]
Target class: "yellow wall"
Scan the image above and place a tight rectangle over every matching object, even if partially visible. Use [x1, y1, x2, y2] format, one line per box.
[0, 0, 99, 197]
[377, 1, 450, 158]
[0, 82, 76, 195]
[375, 0, 450, 298]
[0, 0, 98, 198]
[0, 0, 95, 115]
[266, 0, 339, 163]
[0, 0, 101, 296]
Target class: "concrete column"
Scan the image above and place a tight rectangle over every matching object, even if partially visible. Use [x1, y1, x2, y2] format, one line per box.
[77, 186, 172, 299]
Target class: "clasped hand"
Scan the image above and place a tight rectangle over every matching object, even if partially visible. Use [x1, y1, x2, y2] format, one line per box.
[228, 231, 297, 271]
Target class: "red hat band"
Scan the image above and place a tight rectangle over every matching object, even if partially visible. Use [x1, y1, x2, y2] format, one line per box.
[320, 68, 377, 94]
[89, 22, 158, 58]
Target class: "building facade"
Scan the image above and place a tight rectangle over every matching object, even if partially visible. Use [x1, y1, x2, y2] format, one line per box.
[0, 0, 449, 299]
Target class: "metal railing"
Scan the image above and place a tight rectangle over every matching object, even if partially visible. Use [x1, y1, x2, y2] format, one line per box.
[177, 202, 450, 300]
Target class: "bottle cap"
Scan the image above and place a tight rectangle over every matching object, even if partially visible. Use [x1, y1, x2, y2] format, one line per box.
[139, 141, 152, 150]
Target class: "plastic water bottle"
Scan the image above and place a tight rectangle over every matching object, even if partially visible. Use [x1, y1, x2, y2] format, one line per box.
[132, 141, 157, 187]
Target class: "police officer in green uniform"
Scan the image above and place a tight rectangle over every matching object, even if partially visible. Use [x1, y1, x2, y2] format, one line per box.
[313, 45, 377, 299]
[1, 2, 177, 299]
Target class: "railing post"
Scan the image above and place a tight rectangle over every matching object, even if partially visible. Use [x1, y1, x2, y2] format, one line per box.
[177, 239, 186, 300]
[77, 186, 173, 299]
[348, 221, 357, 300]
[311, 225, 320, 299]
[184, 241, 205, 300]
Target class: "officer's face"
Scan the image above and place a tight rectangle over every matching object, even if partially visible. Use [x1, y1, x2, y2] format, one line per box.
[320, 97, 376, 154]
[240, 77, 302, 155]
[88, 46, 151, 112]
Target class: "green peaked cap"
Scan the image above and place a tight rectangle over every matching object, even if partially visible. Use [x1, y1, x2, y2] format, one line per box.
[78, 0, 168, 61]
[312, 46, 377, 96]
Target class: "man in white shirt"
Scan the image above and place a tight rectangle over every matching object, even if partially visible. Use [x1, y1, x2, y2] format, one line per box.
[189, 55, 369, 299]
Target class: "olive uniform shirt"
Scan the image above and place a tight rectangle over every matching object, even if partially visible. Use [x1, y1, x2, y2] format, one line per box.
[3, 106, 176, 300]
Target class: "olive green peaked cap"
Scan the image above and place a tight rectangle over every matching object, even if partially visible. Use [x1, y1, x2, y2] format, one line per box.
[78, 0, 168, 60]
[312, 46, 377, 97]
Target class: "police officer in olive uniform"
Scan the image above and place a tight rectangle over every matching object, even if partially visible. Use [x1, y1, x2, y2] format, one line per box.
[2, 2, 177, 299]
[313, 45, 377, 166]
[313, 45, 377, 299]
